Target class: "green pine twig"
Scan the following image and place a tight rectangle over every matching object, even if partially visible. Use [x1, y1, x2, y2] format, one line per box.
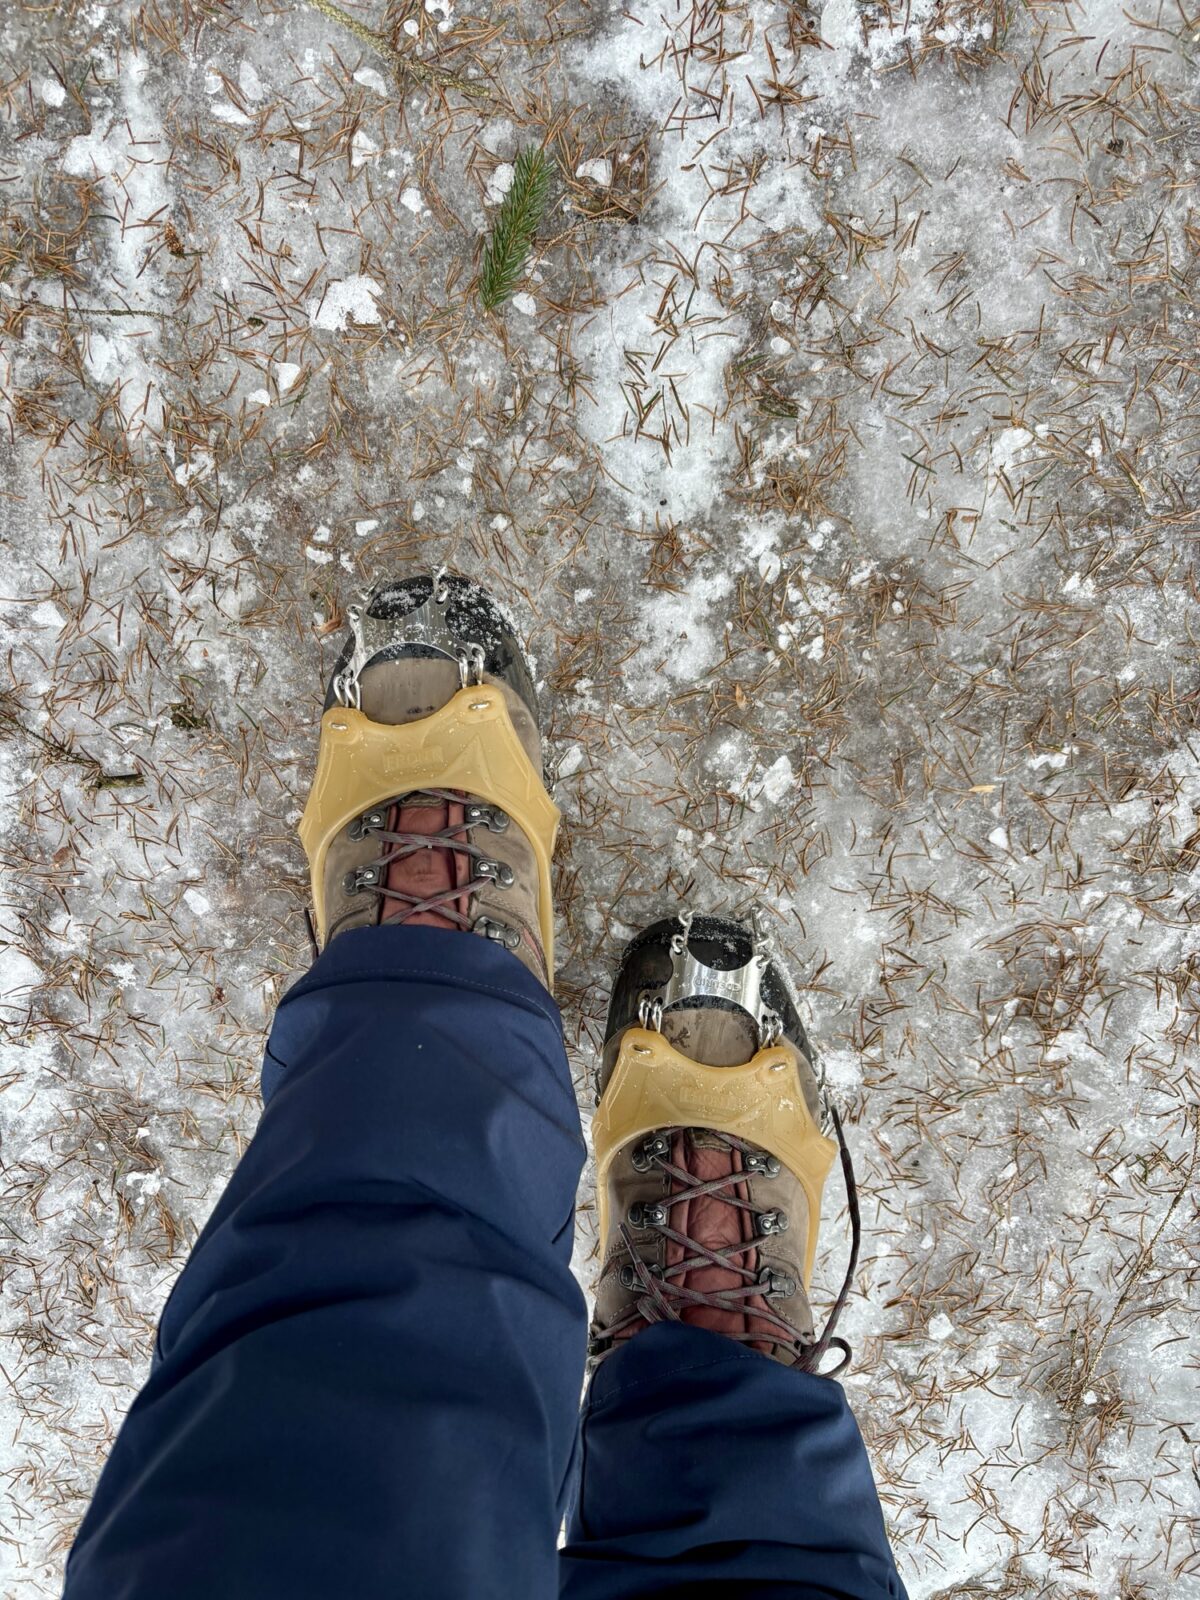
[479, 147, 552, 313]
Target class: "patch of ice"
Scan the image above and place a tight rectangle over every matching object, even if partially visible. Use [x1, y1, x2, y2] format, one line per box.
[576, 158, 613, 187]
[83, 332, 120, 385]
[928, 1313, 954, 1341]
[353, 67, 389, 96]
[40, 77, 66, 107]
[174, 451, 214, 486]
[631, 571, 733, 690]
[0, 947, 43, 1018]
[991, 425, 1034, 470]
[308, 276, 383, 331]
[760, 754, 794, 805]
[821, 0, 861, 53]
[821, 1047, 864, 1094]
[238, 61, 263, 102]
[351, 130, 380, 170]
[30, 600, 64, 630]
[211, 101, 250, 126]
[486, 163, 515, 204]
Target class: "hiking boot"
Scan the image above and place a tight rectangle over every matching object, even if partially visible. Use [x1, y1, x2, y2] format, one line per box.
[589, 911, 858, 1372]
[298, 572, 560, 988]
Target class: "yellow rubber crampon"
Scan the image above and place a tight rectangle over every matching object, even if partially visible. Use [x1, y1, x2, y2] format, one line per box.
[592, 1028, 838, 1287]
[299, 685, 561, 969]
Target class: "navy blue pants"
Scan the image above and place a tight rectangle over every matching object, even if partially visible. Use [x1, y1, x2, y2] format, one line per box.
[64, 927, 907, 1600]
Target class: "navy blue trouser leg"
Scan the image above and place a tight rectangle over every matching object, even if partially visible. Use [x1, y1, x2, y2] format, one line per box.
[64, 923, 906, 1600]
[560, 1324, 908, 1600]
[63, 926, 588, 1600]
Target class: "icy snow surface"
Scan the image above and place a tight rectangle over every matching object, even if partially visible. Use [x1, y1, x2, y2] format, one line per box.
[1, 0, 1198, 1593]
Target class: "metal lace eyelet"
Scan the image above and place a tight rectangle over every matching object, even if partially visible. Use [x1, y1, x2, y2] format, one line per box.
[630, 1133, 671, 1173]
[476, 917, 521, 950]
[758, 1210, 789, 1236]
[347, 809, 386, 841]
[477, 859, 514, 887]
[465, 804, 510, 833]
[628, 1201, 667, 1230]
[344, 865, 382, 894]
[618, 1262, 661, 1290]
[744, 1151, 781, 1177]
[759, 1268, 797, 1300]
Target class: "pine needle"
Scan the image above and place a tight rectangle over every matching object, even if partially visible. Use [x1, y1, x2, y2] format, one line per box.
[479, 147, 553, 313]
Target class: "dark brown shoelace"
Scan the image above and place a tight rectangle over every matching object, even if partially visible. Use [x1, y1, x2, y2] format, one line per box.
[328, 788, 489, 939]
[596, 1106, 860, 1376]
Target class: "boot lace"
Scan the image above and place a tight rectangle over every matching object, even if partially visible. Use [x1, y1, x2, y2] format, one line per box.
[596, 1106, 860, 1376]
[328, 789, 498, 939]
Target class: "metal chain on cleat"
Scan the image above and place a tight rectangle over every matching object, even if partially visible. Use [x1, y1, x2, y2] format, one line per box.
[332, 578, 487, 708]
[638, 905, 786, 1048]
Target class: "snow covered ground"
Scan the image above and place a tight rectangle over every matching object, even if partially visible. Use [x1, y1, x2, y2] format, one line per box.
[1, 0, 1197, 1592]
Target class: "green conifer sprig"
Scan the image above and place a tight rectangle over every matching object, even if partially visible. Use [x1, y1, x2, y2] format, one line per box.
[479, 147, 553, 313]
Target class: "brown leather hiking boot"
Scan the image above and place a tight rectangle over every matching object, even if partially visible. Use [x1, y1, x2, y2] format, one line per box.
[589, 912, 859, 1372]
[298, 573, 560, 989]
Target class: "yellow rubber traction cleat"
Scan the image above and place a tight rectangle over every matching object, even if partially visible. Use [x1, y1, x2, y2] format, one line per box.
[592, 1026, 838, 1288]
[300, 685, 561, 970]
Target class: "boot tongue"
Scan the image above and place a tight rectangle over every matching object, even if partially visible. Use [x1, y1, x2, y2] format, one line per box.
[379, 796, 472, 929]
[663, 1131, 780, 1353]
